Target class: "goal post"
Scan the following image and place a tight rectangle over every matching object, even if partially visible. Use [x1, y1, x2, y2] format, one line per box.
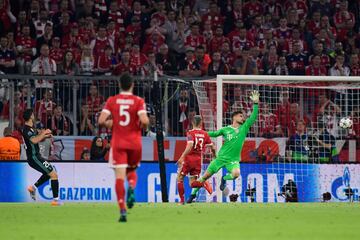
[193, 75, 360, 203]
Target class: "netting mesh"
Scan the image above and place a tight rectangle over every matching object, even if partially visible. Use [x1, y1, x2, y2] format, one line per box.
[193, 77, 360, 202]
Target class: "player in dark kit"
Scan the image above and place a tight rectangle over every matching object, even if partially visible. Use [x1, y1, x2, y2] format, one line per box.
[176, 115, 215, 204]
[98, 73, 149, 223]
[22, 109, 61, 206]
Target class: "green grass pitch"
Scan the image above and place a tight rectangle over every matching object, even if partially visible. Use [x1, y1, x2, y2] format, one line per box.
[0, 203, 359, 240]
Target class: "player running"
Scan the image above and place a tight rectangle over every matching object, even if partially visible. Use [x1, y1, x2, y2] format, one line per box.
[176, 115, 215, 204]
[192, 90, 259, 192]
[98, 73, 149, 223]
[22, 109, 61, 206]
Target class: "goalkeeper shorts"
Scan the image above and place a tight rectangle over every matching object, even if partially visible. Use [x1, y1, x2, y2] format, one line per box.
[207, 158, 240, 175]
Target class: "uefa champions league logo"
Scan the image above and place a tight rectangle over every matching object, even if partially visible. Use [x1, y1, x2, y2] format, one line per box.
[331, 167, 359, 201]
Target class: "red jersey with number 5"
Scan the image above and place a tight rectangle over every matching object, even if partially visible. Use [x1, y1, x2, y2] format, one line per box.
[102, 92, 146, 150]
[186, 129, 212, 159]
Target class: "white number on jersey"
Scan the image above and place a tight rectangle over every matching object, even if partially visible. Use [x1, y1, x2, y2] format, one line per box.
[119, 105, 130, 126]
[194, 137, 204, 150]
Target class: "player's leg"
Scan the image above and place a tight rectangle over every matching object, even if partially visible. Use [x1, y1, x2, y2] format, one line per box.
[219, 162, 240, 191]
[190, 159, 223, 188]
[186, 176, 198, 203]
[126, 149, 141, 209]
[177, 173, 185, 204]
[109, 148, 128, 222]
[48, 169, 60, 205]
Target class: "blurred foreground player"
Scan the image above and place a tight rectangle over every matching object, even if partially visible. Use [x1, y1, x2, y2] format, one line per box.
[22, 109, 61, 206]
[192, 91, 259, 192]
[176, 115, 215, 204]
[98, 73, 149, 222]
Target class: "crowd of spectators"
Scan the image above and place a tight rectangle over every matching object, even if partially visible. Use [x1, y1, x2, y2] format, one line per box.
[0, 0, 360, 146]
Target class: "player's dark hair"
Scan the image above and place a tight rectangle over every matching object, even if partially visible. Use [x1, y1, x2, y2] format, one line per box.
[192, 115, 202, 127]
[120, 73, 134, 91]
[23, 109, 34, 122]
[231, 111, 243, 120]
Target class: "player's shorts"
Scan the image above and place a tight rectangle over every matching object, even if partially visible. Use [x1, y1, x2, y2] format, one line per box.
[109, 147, 141, 169]
[28, 156, 54, 175]
[180, 157, 201, 177]
[207, 158, 240, 175]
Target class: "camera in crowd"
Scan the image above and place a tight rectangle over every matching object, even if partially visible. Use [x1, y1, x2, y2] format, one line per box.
[245, 184, 256, 202]
[278, 179, 298, 202]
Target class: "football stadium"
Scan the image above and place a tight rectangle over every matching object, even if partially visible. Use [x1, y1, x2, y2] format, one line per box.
[0, 0, 360, 239]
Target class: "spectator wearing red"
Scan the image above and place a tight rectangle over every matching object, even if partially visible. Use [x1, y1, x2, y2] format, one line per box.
[107, 0, 126, 33]
[201, 2, 224, 30]
[33, 9, 53, 39]
[94, 0, 108, 19]
[284, 0, 307, 20]
[178, 47, 201, 77]
[16, 25, 36, 74]
[185, 23, 206, 49]
[142, 31, 165, 54]
[306, 55, 327, 76]
[90, 25, 114, 60]
[207, 51, 230, 76]
[307, 11, 321, 34]
[334, 1, 355, 41]
[286, 41, 307, 75]
[242, 0, 263, 20]
[258, 28, 278, 54]
[151, 0, 167, 26]
[112, 50, 136, 75]
[258, 102, 283, 138]
[115, 33, 133, 55]
[317, 15, 337, 40]
[202, 20, 214, 44]
[62, 23, 83, 51]
[248, 15, 266, 43]
[350, 107, 360, 139]
[194, 45, 211, 76]
[285, 103, 309, 137]
[350, 53, 360, 76]
[83, 84, 105, 117]
[283, 28, 308, 55]
[262, 44, 278, 75]
[96, 45, 116, 74]
[145, 18, 167, 39]
[208, 26, 229, 54]
[52, 0, 74, 26]
[0, 0, 16, 33]
[130, 44, 148, 75]
[35, 89, 56, 126]
[309, 42, 331, 69]
[220, 41, 236, 70]
[274, 18, 292, 47]
[78, 17, 96, 45]
[125, 15, 142, 45]
[28, 0, 40, 22]
[230, 26, 255, 52]
[107, 20, 122, 48]
[0, 36, 16, 74]
[49, 37, 64, 65]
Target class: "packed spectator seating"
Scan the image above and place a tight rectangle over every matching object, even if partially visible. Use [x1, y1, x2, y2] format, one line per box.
[1, 0, 360, 138]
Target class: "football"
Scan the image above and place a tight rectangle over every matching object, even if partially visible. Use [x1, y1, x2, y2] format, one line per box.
[339, 117, 353, 129]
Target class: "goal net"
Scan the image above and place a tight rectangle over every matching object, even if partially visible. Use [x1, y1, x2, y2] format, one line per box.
[192, 75, 360, 203]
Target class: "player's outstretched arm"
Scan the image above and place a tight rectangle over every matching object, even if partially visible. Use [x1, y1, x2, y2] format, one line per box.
[30, 129, 52, 144]
[208, 128, 224, 138]
[98, 111, 113, 129]
[243, 90, 260, 129]
[139, 112, 150, 129]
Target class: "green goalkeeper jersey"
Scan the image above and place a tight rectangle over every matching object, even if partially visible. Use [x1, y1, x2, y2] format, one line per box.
[208, 104, 259, 162]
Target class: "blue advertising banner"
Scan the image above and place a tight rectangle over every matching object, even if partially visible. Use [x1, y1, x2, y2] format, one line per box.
[0, 162, 359, 203]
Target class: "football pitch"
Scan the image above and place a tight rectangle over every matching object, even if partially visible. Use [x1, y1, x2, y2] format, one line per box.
[0, 203, 359, 240]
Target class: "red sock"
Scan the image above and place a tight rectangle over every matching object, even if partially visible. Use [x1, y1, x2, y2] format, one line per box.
[177, 181, 185, 203]
[191, 181, 204, 188]
[127, 170, 137, 189]
[115, 178, 126, 211]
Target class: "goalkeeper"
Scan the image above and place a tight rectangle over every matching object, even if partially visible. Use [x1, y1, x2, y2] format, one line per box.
[191, 90, 259, 192]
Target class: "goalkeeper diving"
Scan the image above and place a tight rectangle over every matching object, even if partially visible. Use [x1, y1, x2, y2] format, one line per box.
[191, 90, 259, 192]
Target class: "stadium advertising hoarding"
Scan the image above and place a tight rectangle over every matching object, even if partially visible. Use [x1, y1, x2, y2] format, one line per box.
[0, 163, 359, 203]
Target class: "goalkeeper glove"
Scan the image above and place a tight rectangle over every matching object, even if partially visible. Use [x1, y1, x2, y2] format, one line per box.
[249, 90, 260, 104]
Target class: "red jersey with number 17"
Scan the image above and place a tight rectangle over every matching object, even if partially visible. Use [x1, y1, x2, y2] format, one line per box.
[102, 92, 146, 150]
[186, 129, 212, 159]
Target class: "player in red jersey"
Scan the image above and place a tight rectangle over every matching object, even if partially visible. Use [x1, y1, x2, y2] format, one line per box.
[98, 73, 149, 223]
[176, 115, 215, 204]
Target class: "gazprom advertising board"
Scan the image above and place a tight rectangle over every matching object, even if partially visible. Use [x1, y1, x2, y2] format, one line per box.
[0, 163, 359, 203]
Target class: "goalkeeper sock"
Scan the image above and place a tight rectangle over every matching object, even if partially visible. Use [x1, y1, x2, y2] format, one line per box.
[191, 187, 200, 196]
[223, 173, 235, 181]
[177, 181, 185, 203]
[115, 178, 126, 210]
